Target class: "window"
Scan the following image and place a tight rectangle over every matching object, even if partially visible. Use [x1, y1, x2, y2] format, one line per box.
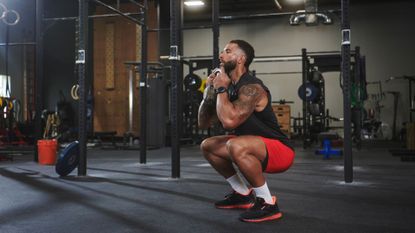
[0, 74, 11, 97]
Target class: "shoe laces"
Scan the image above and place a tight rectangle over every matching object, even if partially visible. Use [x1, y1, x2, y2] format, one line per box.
[224, 191, 238, 199]
[251, 197, 267, 210]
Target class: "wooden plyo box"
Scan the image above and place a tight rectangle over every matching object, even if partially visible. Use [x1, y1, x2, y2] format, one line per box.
[272, 104, 291, 137]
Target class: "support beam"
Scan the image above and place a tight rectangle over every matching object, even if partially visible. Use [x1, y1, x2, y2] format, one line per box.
[220, 11, 293, 20]
[254, 71, 302, 75]
[212, 0, 219, 69]
[219, 9, 340, 21]
[5, 26, 10, 96]
[409, 77, 414, 122]
[170, 0, 183, 178]
[43, 12, 143, 22]
[34, 0, 44, 162]
[77, 0, 89, 176]
[341, 0, 353, 183]
[301, 48, 309, 149]
[254, 56, 302, 62]
[140, 0, 148, 164]
[0, 42, 36, 46]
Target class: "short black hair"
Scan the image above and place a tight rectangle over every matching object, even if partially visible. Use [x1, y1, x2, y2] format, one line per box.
[229, 39, 255, 69]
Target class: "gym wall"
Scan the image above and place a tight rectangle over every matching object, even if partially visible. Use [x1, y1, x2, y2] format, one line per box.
[183, 1, 415, 138]
[93, 2, 159, 137]
[0, 0, 36, 119]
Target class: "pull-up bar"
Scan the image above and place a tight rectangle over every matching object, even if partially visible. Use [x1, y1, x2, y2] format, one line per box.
[43, 12, 143, 22]
[91, 0, 143, 25]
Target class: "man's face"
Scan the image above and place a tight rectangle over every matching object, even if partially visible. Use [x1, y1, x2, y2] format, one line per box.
[219, 43, 244, 74]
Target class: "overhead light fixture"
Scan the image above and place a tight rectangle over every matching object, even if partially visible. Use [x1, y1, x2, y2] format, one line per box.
[184, 0, 205, 7]
[289, 0, 332, 26]
[286, 0, 304, 4]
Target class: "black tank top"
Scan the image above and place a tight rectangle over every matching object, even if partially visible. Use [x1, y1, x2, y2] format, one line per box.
[228, 72, 293, 150]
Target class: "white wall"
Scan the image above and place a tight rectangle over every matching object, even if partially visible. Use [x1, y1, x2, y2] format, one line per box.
[183, 2, 415, 137]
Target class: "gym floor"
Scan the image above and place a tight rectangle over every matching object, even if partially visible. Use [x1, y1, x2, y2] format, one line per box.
[1, 141, 414, 233]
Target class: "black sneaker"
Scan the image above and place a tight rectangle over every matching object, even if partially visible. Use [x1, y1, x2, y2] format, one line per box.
[215, 190, 255, 209]
[239, 196, 282, 222]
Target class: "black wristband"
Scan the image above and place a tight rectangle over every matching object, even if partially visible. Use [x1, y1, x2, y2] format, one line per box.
[215, 87, 227, 94]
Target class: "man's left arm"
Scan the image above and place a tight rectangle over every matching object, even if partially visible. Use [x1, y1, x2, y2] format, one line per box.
[216, 84, 264, 129]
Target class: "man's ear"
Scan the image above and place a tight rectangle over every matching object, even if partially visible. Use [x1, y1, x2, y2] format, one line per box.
[238, 55, 246, 65]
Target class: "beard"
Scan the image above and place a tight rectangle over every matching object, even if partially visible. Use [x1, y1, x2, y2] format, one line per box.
[223, 59, 237, 75]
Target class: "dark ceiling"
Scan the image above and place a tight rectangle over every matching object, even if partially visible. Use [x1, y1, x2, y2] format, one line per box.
[182, 0, 394, 23]
[217, 0, 339, 15]
[97, 0, 409, 24]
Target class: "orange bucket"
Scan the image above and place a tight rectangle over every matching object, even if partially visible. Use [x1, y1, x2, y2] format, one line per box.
[37, 139, 58, 165]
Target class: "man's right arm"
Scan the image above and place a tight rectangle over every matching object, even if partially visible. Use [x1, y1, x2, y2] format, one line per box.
[198, 85, 217, 129]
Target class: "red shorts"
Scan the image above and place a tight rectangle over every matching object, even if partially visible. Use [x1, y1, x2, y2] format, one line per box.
[260, 137, 295, 173]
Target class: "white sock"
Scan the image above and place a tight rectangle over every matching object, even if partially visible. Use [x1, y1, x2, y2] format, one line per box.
[226, 174, 250, 195]
[253, 182, 274, 204]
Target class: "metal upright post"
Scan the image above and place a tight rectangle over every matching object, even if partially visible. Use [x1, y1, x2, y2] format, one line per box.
[128, 66, 134, 146]
[212, 0, 219, 69]
[5, 26, 9, 96]
[34, 0, 44, 162]
[409, 77, 413, 122]
[77, 0, 89, 176]
[170, 0, 183, 178]
[354, 46, 362, 146]
[301, 48, 308, 148]
[140, 0, 148, 163]
[341, 0, 353, 183]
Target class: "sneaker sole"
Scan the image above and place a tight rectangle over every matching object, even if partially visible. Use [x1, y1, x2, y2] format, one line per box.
[215, 203, 254, 209]
[239, 212, 283, 223]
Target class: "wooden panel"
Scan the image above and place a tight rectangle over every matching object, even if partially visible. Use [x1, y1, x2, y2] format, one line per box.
[93, 3, 158, 136]
[147, 2, 158, 62]
[105, 23, 115, 90]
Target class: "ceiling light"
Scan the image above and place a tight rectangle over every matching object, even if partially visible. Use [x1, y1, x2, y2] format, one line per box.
[286, 0, 304, 4]
[184, 1, 205, 7]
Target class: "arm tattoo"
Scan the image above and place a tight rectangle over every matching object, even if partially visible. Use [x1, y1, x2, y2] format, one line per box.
[198, 86, 218, 129]
[203, 85, 216, 104]
[232, 84, 262, 121]
[241, 85, 258, 97]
